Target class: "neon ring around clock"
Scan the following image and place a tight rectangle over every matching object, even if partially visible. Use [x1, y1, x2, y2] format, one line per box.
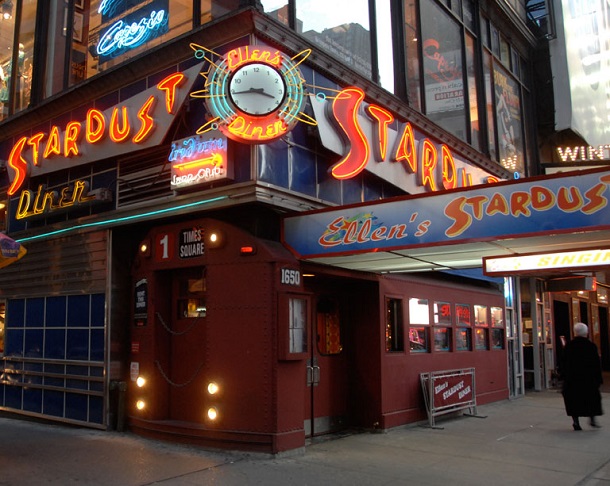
[203, 46, 308, 144]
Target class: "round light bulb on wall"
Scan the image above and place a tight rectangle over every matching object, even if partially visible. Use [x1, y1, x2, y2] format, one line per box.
[207, 407, 218, 421]
[136, 400, 146, 411]
[136, 376, 146, 388]
[207, 382, 219, 395]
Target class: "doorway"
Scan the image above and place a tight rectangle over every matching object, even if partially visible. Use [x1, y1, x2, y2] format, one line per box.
[304, 294, 348, 437]
[155, 267, 207, 422]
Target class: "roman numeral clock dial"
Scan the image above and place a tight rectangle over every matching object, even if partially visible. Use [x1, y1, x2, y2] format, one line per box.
[229, 63, 286, 116]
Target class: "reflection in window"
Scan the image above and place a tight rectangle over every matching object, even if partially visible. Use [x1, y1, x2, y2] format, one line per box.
[491, 307, 503, 327]
[409, 327, 428, 353]
[409, 298, 429, 324]
[475, 327, 488, 350]
[404, 0, 421, 111]
[456, 327, 471, 351]
[491, 328, 504, 349]
[296, 0, 371, 79]
[456, 304, 471, 326]
[386, 298, 404, 352]
[474, 305, 488, 326]
[434, 327, 450, 352]
[177, 271, 206, 319]
[289, 297, 307, 354]
[420, 0, 467, 141]
[434, 301, 451, 325]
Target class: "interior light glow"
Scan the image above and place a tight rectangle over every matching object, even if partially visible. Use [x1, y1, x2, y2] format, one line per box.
[15, 195, 228, 244]
[207, 407, 218, 420]
[136, 376, 146, 388]
[207, 382, 219, 395]
[136, 400, 146, 410]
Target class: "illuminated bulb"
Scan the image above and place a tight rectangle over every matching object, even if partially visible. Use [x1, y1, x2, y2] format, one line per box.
[210, 233, 218, 243]
[136, 376, 146, 388]
[140, 243, 148, 253]
[207, 407, 218, 420]
[207, 382, 219, 395]
[136, 400, 146, 410]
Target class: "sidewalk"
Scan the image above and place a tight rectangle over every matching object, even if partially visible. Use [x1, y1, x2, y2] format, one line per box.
[1, 390, 610, 485]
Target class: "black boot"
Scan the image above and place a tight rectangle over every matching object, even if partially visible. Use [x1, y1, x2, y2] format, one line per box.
[572, 417, 582, 431]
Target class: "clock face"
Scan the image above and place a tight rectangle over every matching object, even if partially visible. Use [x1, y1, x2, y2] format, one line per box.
[229, 63, 286, 116]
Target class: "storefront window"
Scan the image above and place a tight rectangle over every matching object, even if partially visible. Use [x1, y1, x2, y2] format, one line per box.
[474, 304, 488, 349]
[420, 0, 467, 142]
[0, 300, 5, 356]
[433, 301, 451, 351]
[386, 298, 404, 352]
[465, 33, 481, 151]
[0, 0, 22, 120]
[409, 297, 429, 352]
[456, 303, 471, 351]
[295, 0, 371, 79]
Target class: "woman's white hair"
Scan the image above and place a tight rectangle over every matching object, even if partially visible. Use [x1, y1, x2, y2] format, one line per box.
[574, 322, 589, 337]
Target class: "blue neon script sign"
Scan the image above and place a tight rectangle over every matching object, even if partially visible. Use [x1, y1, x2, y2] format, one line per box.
[96, 0, 169, 64]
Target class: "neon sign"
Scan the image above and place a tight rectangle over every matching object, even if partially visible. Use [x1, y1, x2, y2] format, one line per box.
[321, 86, 496, 191]
[484, 249, 610, 275]
[169, 133, 230, 190]
[7, 70, 192, 196]
[15, 180, 111, 220]
[97, 0, 169, 63]
[190, 44, 315, 144]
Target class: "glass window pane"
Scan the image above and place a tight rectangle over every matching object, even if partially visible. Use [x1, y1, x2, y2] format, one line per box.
[475, 328, 488, 349]
[0, 0, 15, 118]
[409, 298, 429, 325]
[491, 328, 504, 349]
[483, 51, 496, 160]
[420, 0, 467, 141]
[456, 303, 471, 326]
[289, 298, 307, 354]
[465, 33, 481, 150]
[456, 327, 471, 350]
[404, 0, 421, 112]
[491, 306, 503, 327]
[474, 305, 488, 326]
[434, 301, 452, 325]
[494, 63, 525, 173]
[409, 327, 428, 352]
[386, 298, 404, 352]
[296, 0, 371, 79]
[434, 327, 450, 351]
[14, 0, 36, 114]
[203, 0, 241, 23]
[376, 0, 394, 92]
[261, 0, 289, 26]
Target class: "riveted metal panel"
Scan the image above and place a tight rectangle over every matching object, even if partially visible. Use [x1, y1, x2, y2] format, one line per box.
[0, 231, 108, 298]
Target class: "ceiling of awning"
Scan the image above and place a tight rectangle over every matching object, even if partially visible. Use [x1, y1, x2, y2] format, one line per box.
[298, 230, 610, 275]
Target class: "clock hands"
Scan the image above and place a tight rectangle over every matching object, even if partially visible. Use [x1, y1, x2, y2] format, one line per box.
[231, 87, 276, 99]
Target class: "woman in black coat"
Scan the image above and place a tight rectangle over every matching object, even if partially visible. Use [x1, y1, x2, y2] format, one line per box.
[561, 322, 603, 430]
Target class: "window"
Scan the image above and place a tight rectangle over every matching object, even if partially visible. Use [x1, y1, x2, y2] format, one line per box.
[420, 0, 467, 141]
[295, 0, 371, 79]
[0, 300, 5, 356]
[456, 303, 471, 351]
[176, 270, 206, 319]
[409, 297, 429, 352]
[491, 306, 504, 350]
[386, 298, 404, 352]
[289, 297, 307, 353]
[474, 304, 488, 350]
[433, 301, 451, 351]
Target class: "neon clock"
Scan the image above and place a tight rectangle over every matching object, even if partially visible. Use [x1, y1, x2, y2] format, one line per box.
[190, 44, 316, 144]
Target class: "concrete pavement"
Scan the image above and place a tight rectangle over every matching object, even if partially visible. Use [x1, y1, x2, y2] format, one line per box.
[2, 390, 610, 485]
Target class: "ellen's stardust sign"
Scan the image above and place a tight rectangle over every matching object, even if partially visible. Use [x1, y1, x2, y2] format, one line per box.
[282, 167, 610, 257]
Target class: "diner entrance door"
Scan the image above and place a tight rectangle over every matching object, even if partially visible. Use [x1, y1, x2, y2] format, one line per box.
[304, 295, 348, 437]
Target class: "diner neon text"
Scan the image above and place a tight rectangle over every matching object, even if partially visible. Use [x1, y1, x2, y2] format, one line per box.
[7, 73, 185, 196]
